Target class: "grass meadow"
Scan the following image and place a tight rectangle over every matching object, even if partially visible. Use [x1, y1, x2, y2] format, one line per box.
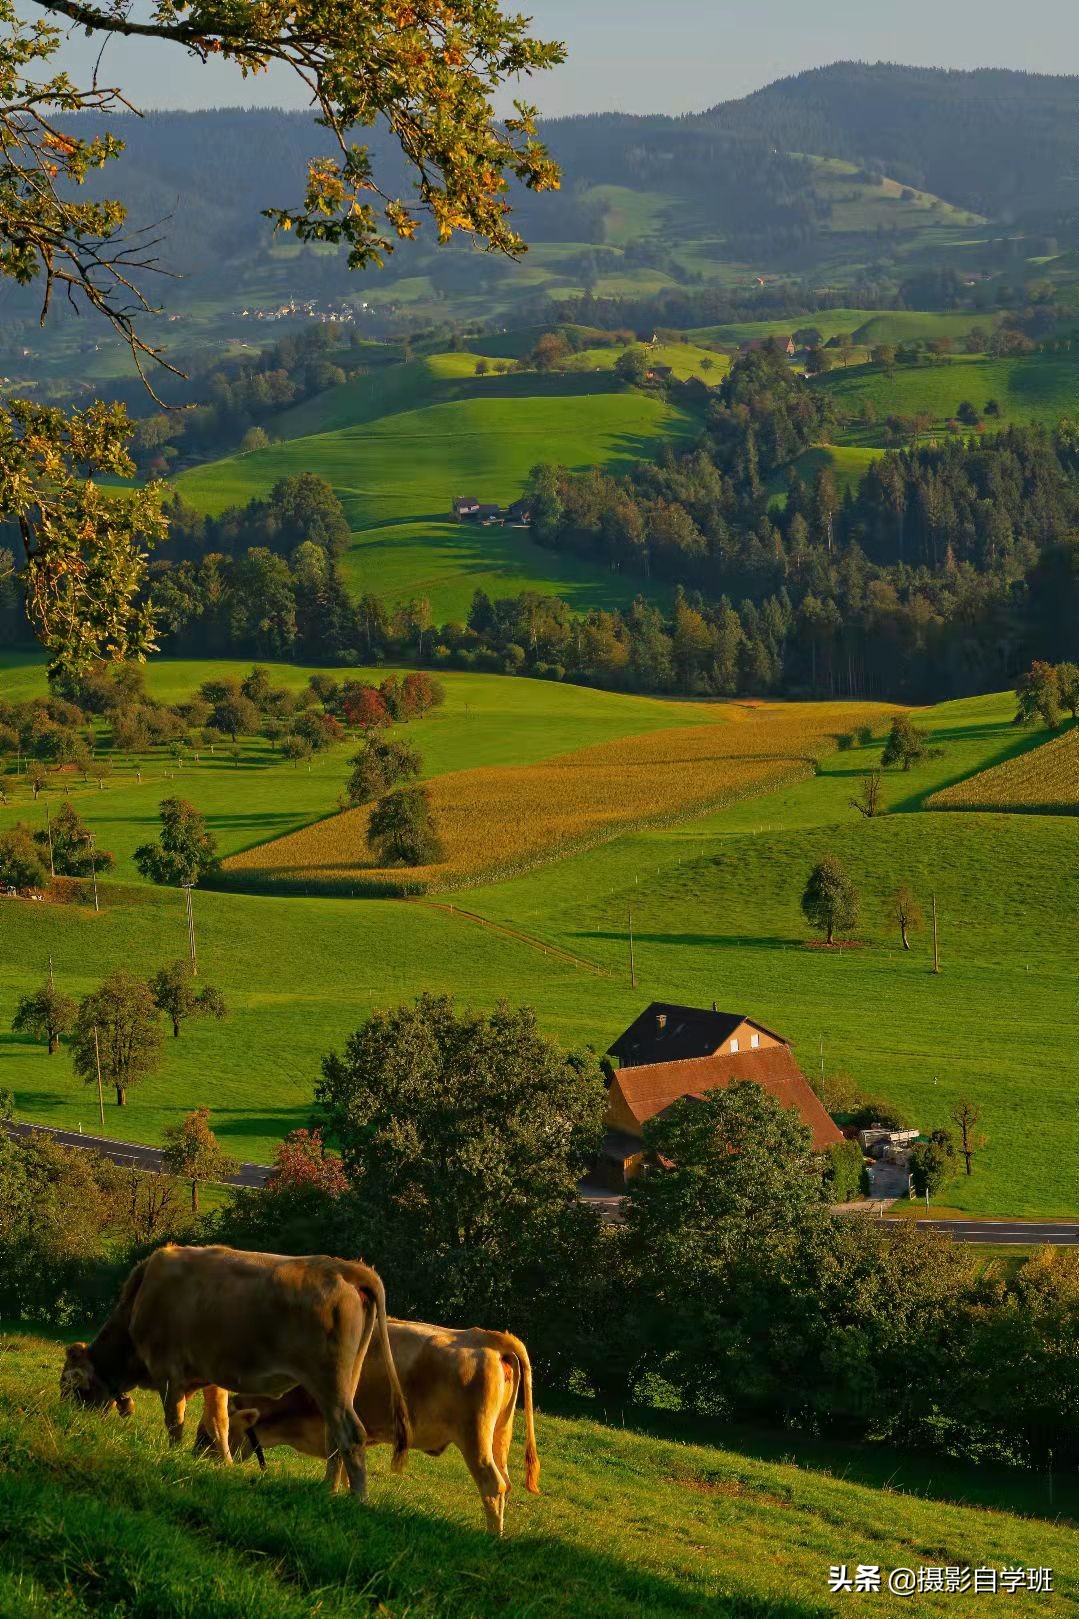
[1, 1328, 1076, 1619]
[174, 364, 699, 620]
[1, 656, 1075, 1213]
[816, 352, 1079, 441]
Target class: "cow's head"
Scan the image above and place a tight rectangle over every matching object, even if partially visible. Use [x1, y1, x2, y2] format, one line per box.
[227, 1405, 266, 1467]
[60, 1343, 134, 1415]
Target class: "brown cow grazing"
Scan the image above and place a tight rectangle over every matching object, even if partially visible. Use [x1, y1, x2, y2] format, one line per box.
[199, 1320, 539, 1535]
[60, 1244, 410, 1499]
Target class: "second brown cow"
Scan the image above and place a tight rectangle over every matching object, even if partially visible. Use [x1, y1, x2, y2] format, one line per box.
[199, 1319, 539, 1535]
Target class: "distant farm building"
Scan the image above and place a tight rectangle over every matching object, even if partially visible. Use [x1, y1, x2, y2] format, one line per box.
[645, 363, 674, 383]
[595, 1002, 842, 1188]
[738, 336, 797, 358]
[451, 496, 532, 527]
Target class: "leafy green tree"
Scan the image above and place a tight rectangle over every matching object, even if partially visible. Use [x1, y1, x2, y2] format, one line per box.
[825, 1138, 866, 1203]
[36, 801, 114, 878]
[12, 980, 77, 1054]
[1014, 660, 1062, 728]
[0, 825, 48, 889]
[161, 1107, 234, 1212]
[614, 347, 649, 386]
[0, 0, 562, 675]
[367, 784, 443, 866]
[0, 1086, 13, 1120]
[71, 970, 164, 1107]
[281, 733, 313, 766]
[909, 1133, 955, 1198]
[0, 1130, 121, 1321]
[134, 797, 219, 886]
[957, 400, 980, 426]
[801, 855, 859, 945]
[881, 713, 928, 770]
[149, 959, 228, 1038]
[315, 995, 605, 1348]
[1056, 661, 1079, 719]
[210, 692, 259, 741]
[346, 736, 422, 806]
[624, 1080, 831, 1412]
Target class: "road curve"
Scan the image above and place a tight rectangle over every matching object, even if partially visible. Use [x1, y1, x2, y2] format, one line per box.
[2, 1119, 270, 1189]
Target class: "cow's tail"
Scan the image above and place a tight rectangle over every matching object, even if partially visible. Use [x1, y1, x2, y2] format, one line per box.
[367, 1273, 411, 1473]
[491, 1332, 540, 1495]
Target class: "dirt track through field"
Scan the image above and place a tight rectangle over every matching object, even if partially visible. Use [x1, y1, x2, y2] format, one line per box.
[413, 897, 615, 978]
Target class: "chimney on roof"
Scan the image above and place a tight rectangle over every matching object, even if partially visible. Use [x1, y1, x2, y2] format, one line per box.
[656, 1013, 667, 1031]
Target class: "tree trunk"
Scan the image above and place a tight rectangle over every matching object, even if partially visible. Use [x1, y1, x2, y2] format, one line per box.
[191, 1179, 199, 1213]
[827, 922, 834, 945]
[173, 1019, 181, 1037]
[48, 1034, 58, 1054]
[901, 923, 910, 950]
[115, 1086, 126, 1107]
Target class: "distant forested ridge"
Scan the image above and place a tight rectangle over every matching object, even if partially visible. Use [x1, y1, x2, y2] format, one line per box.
[702, 62, 1079, 219]
[3, 61, 1077, 330]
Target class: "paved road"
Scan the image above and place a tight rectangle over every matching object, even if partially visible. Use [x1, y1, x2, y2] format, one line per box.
[914, 1218, 1079, 1246]
[2, 1119, 271, 1189]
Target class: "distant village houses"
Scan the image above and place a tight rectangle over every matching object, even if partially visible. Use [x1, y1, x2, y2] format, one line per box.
[594, 1001, 842, 1190]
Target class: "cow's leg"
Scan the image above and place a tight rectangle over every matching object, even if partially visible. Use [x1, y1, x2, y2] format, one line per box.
[315, 1386, 369, 1499]
[463, 1437, 507, 1537]
[161, 1387, 187, 1448]
[201, 1385, 233, 1464]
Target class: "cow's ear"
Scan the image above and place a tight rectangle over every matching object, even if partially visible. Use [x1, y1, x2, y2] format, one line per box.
[116, 1394, 136, 1418]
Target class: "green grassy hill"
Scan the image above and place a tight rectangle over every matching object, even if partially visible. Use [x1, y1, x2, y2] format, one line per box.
[816, 352, 1079, 442]
[2, 1328, 1075, 1618]
[2, 655, 1076, 1215]
[175, 366, 699, 619]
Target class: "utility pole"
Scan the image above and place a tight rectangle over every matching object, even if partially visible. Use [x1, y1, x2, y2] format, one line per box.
[93, 1025, 105, 1129]
[44, 801, 54, 877]
[48, 953, 54, 990]
[932, 893, 941, 974]
[182, 883, 198, 976]
[627, 905, 637, 990]
[87, 834, 99, 913]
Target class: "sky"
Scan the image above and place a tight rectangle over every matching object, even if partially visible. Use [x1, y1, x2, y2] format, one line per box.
[34, 0, 1079, 118]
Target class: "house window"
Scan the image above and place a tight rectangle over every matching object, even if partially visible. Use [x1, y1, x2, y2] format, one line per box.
[750, 1033, 760, 1049]
[730, 1038, 739, 1053]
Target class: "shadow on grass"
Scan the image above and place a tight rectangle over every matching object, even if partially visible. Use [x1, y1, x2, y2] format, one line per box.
[580, 931, 798, 953]
[0, 1399, 823, 1619]
[207, 1107, 311, 1145]
[545, 1391, 1079, 1528]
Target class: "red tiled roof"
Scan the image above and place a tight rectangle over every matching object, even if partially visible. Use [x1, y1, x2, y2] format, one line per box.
[609, 1046, 842, 1151]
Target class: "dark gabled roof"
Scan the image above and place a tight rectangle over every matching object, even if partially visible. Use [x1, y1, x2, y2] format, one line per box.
[453, 495, 480, 509]
[608, 1002, 788, 1066]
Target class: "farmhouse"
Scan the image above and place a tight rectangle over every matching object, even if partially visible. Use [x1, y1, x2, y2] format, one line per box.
[645, 363, 674, 383]
[452, 495, 532, 526]
[596, 1002, 842, 1188]
[738, 336, 797, 358]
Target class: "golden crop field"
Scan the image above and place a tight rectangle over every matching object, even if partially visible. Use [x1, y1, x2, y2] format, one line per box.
[928, 726, 1079, 814]
[224, 700, 894, 896]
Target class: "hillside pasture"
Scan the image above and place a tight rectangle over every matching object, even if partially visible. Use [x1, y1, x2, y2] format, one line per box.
[223, 701, 893, 895]
[928, 724, 1079, 813]
[458, 691, 1079, 1218]
[2, 1328, 1076, 1618]
[175, 370, 697, 619]
[817, 351, 1079, 441]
